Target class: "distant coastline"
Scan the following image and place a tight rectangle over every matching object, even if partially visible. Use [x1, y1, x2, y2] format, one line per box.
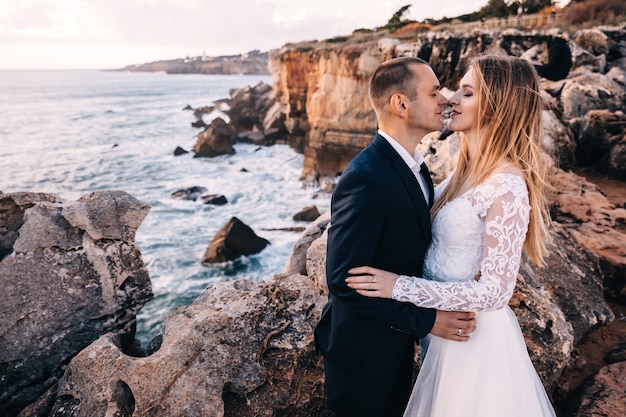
[114, 49, 270, 75]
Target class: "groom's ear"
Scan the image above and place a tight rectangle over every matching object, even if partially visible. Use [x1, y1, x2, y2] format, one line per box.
[390, 93, 408, 117]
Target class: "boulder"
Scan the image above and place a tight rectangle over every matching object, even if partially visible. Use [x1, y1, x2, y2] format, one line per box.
[417, 131, 461, 185]
[609, 137, 626, 181]
[48, 274, 330, 417]
[0, 191, 152, 416]
[193, 118, 237, 158]
[171, 186, 208, 201]
[570, 361, 626, 417]
[173, 146, 189, 156]
[547, 168, 626, 303]
[283, 211, 330, 277]
[541, 109, 576, 170]
[574, 28, 611, 57]
[0, 192, 61, 260]
[226, 82, 279, 134]
[292, 205, 320, 222]
[560, 72, 625, 120]
[201, 194, 228, 205]
[573, 109, 626, 178]
[200, 217, 270, 264]
[237, 128, 283, 146]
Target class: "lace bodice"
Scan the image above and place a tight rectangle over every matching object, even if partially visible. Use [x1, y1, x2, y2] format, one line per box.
[392, 171, 530, 312]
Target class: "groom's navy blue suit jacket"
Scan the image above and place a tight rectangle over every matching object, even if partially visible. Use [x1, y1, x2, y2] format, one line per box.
[315, 134, 436, 373]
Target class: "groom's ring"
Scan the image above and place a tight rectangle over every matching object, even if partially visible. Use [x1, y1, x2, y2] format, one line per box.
[457, 328, 462, 336]
[371, 276, 376, 283]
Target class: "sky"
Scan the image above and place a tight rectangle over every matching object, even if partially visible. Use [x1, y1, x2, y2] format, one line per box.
[0, 0, 524, 70]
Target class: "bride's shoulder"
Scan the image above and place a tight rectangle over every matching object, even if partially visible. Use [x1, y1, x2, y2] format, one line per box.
[485, 164, 525, 186]
[475, 166, 527, 198]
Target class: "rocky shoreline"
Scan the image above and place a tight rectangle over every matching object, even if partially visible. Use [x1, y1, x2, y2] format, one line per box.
[1, 23, 626, 417]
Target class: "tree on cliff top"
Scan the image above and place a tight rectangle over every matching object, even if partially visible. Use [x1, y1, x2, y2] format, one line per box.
[384, 5, 413, 31]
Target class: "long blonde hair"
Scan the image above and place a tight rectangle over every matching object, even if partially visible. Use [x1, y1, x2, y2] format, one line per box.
[432, 54, 550, 265]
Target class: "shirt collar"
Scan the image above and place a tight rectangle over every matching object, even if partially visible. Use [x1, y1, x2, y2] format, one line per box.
[378, 129, 425, 171]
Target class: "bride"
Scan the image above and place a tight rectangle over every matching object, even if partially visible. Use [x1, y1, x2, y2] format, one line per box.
[345, 54, 557, 417]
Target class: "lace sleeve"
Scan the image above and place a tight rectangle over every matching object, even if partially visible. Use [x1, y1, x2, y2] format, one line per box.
[392, 174, 530, 312]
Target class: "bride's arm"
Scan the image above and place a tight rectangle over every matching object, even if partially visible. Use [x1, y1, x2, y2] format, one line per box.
[347, 178, 530, 312]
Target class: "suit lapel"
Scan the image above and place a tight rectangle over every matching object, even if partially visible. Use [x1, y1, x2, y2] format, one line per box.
[372, 135, 432, 240]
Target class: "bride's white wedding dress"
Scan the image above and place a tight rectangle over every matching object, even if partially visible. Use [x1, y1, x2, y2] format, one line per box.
[393, 170, 557, 417]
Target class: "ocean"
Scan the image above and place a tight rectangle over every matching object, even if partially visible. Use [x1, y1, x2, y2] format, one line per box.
[0, 70, 330, 346]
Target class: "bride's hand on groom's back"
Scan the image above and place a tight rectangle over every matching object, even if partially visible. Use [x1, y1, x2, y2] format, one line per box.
[345, 266, 398, 298]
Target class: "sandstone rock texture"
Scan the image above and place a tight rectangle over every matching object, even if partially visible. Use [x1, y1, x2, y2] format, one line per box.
[49, 274, 328, 417]
[0, 191, 153, 416]
[269, 25, 626, 184]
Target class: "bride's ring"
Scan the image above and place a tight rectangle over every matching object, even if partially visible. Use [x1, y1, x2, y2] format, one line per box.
[371, 276, 376, 283]
[457, 328, 462, 336]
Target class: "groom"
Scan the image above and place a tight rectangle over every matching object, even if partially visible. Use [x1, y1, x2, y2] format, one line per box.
[315, 57, 476, 417]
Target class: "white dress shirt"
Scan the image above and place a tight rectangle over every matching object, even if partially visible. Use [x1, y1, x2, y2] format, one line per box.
[378, 129, 431, 204]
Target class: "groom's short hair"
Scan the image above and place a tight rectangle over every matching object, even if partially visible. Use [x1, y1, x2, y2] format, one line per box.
[369, 57, 429, 112]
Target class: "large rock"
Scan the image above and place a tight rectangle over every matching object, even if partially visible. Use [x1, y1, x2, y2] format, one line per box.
[570, 361, 626, 417]
[541, 109, 576, 170]
[417, 131, 460, 184]
[193, 118, 237, 158]
[573, 109, 626, 179]
[574, 28, 611, 57]
[292, 205, 321, 222]
[560, 72, 626, 120]
[48, 274, 329, 417]
[200, 217, 270, 264]
[548, 169, 626, 303]
[283, 211, 330, 277]
[0, 191, 152, 416]
[227, 81, 284, 134]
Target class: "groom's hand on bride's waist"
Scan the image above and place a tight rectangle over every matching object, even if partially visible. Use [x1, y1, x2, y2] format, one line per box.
[430, 310, 476, 342]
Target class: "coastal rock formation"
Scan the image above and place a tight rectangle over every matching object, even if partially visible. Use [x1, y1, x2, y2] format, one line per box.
[10, 24, 626, 417]
[570, 361, 626, 417]
[37, 180, 610, 416]
[49, 274, 328, 417]
[292, 205, 321, 222]
[200, 217, 270, 264]
[547, 169, 626, 304]
[202, 194, 228, 205]
[171, 186, 208, 201]
[193, 118, 237, 157]
[573, 109, 626, 179]
[0, 191, 152, 416]
[268, 25, 626, 184]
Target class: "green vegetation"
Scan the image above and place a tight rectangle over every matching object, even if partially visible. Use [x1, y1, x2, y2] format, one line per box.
[286, 0, 625, 52]
[426, 0, 554, 24]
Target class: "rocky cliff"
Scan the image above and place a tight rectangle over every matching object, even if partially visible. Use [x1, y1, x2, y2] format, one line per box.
[0, 191, 153, 416]
[269, 25, 626, 186]
[4, 24, 626, 417]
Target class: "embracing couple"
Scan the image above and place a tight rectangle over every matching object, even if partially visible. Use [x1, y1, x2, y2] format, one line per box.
[314, 55, 557, 417]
